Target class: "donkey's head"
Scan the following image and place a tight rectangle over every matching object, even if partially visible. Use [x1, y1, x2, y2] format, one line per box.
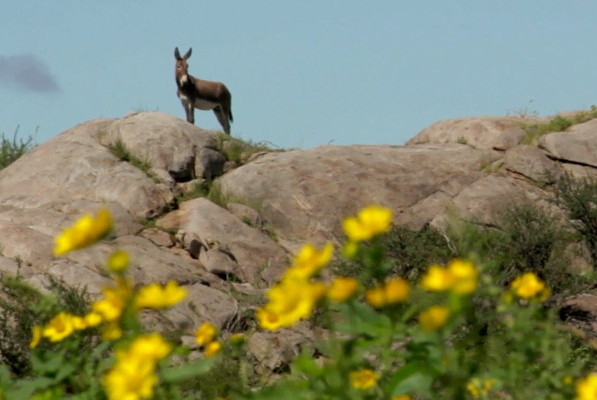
[174, 47, 193, 86]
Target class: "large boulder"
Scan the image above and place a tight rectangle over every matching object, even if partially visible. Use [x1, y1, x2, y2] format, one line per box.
[157, 198, 289, 285]
[217, 144, 501, 247]
[538, 119, 597, 168]
[406, 115, 546, 150]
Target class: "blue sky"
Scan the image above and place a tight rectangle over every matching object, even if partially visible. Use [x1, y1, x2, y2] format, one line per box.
[3, 1, 597, 149]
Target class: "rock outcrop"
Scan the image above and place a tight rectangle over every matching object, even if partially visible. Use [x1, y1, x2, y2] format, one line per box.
[3, 110, 597, 365]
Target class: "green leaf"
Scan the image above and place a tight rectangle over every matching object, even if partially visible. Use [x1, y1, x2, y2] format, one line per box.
[161, 357, 217, 383]
[30, 349, 66, 375]
[53, 362, 78, 382]
[386, 362, 434, 397]
[336, 301, 392, 338]
[293, 351, 323, 377]
[7, 377, 55, 400]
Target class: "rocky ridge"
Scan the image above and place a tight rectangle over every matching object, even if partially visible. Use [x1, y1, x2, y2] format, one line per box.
[2, 110, 597, 369]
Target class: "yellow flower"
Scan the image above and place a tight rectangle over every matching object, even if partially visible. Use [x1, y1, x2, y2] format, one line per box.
[54, 207, 112, 256]
[284, 242, 334, 280]
[350, 368, 380, 389]
[467, 378, 495, 399]
[196, 322, 218, 346]
[419, 305, 449, 332]
[327, 277, 359, 302]
[108, 250, 129, 273]
[103, 334, 171, 400]
[255, 308, 282, 331]
[392, 396, 411, 400]
[42, 312, 76, 342]
[102, 322, 123, 341]
[576, 373, 597, 400]
[71, 315, 88, 330]
[205, 341, 222, 358]
[84, 312, 103, 327]
[365, 286, 386, 308]
[92, 287, 127, 322]
[92, 277, 132, 323]
[510, 272, 549, 300]
[365, 277, 410, 308]
[384, 277, 411, 303]
[420, 264, 455, 292]
[103, 354, 158, 400]
[127, 333, 172, 362]
[342, 205, 392, 242]
[134, 281, 187, 310]
[447, 259, 478, 294]
[30, 325, 42, 349]
[421, 260, 478, 295]
[257, 279, 326, 330]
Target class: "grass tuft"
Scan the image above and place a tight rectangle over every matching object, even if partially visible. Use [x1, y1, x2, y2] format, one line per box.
[108, 139, 156, 181]
[521, 107, 597, 144]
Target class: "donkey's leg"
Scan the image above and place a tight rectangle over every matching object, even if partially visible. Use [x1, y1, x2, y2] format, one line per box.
[185, 105, 195, 124]
[213, 106, 230, 134]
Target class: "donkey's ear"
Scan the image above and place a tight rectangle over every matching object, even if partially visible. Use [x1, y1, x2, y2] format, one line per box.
[174, 47, 182, 60]
[183, 48, 192, 60]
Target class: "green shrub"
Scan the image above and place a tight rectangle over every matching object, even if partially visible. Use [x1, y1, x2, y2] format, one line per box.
[0, 274, 93, 377]
[333, 224, 454, 285]
[1, 205, 596, 400]
[556, 175, 597, 269]
[0, 127, 35, 170]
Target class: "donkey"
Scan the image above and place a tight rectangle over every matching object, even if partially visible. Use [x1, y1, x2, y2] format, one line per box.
[174, 47, 233, 134]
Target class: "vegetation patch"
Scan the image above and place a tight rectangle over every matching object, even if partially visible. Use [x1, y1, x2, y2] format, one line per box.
[108, 139, 156, 181]
[520, 106, 597, 144]
[176, 180, 210, 203]
[214, 134, 278, 164]
[0, 127, 35, 170]
[0, 274, 94, 377]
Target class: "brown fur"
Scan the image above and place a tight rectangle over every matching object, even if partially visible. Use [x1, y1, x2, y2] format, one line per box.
[174, 47, 233, 134]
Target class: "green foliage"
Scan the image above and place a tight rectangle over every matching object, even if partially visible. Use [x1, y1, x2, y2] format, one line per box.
[214, 134, 278, 164]
[334, 202, 577, 300]
[207, 180, 229, 208]
[0, 274, 94, 377]
[2, 201, 597, 399]
[448, 203, 578, 297]
[555, 174, 597, 270]
[521, 107, 597, 144]
[108, 139, 155, 180]
[488, 203, 565, 282]
[333, 225, 454, 285]
[176, 180, 210, 203]
[0, 127, 35, 170]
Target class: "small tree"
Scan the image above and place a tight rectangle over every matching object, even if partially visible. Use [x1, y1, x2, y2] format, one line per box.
[556, 175, 597, 269]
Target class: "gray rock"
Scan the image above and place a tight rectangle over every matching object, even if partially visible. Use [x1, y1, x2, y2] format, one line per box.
[178, 198, 289, 285]
[196, 148, 226, 180]
[199, 248, 243, 282]
[218, 144, 499, 247]
[407, 115, 546, 150]
[227, 203, 263, 228]
[101, 111, 219, 182]
[503, 145, 563, 183]
[539, 119, 597, 168]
